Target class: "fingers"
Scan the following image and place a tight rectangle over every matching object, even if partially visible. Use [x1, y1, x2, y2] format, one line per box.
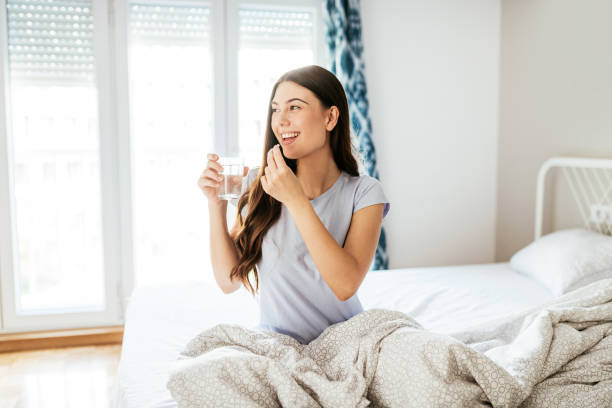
[204, 152, 223, 174]
[201, 167, 223, 182]
[263, 144, 287, 192]
[198, 170, 222, 185]
[260, 174, 269, 193]
[198, 153, 224, 189]
[266, 146, 277, 170]
[208, 161, 223, 174]
[271, 145, 286, 168]
[196, 177, 221, 198]
[197, 176, 221, 189]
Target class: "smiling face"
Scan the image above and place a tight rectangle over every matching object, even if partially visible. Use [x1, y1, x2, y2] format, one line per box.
[270, 81, 337, 160]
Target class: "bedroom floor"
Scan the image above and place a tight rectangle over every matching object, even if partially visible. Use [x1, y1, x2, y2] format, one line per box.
[0, 345, 121, 408]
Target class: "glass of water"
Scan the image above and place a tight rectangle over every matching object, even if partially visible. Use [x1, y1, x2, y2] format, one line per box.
[217, 157, 244, 200]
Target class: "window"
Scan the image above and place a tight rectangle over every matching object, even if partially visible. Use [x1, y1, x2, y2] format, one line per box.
[5, 0, 106, 313]
[0, 0, 323, 331]
[127, 1, 214, 287]
[237, 5, 317, 165]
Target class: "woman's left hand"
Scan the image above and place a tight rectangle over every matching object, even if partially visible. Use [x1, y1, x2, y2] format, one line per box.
[261, 144, 306, 206]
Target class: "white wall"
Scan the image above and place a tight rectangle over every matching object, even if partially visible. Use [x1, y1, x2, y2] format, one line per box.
[496, 0, 612, 261]
[361, 0, 501, 268]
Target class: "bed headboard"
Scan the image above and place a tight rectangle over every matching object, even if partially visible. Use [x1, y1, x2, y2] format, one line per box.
[535, 157, 612, 240]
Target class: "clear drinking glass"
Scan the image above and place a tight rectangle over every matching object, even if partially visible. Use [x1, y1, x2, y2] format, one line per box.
[218, 157, 244, 200]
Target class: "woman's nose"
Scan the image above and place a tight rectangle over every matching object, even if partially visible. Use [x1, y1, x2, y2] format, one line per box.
[277, 110, 290, 126]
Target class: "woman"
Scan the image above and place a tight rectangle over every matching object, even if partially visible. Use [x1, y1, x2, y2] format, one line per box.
[197, 65, 390, 344]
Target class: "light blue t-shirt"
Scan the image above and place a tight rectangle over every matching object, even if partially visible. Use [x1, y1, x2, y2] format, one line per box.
[231, 167, 390, 344]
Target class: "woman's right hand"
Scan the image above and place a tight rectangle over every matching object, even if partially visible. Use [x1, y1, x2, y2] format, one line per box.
[197, 153, 225, 205]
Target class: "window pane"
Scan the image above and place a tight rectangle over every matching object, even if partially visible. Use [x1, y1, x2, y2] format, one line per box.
[6, 0, 105, 312]
[238, 6, 315, 166]
[128, 1, 214, 287]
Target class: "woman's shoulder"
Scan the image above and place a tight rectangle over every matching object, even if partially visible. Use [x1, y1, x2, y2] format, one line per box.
[246, 166, 261, 186]
[343, 171, 389, 217]
[343, 171, 385, 191]
[247, 166, 261, 178]
[230, 166, 260, 208]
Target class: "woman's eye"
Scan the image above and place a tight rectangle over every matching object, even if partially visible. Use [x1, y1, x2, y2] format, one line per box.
[271, 106, 299, 113]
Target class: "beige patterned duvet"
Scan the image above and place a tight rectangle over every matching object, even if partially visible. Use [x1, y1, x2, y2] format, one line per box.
[167, 279, 612, 407]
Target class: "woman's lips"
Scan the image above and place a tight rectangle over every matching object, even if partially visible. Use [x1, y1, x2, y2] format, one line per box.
[281, 134, 298, 145]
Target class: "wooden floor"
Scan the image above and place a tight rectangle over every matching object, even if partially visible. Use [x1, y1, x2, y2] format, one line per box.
[0, 345, 122, 408]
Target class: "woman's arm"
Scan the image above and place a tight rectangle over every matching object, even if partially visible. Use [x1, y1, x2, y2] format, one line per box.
[260, 145, 384, 301]
[208, 200, 243, 294]
[287, 199, 384, 301]
[199, 153, 246, 294]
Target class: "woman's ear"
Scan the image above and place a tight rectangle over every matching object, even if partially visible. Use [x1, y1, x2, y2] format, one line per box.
[325, 106, 340, 132]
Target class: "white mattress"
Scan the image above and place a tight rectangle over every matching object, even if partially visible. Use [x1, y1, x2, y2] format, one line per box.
[115, 262, 555, 408]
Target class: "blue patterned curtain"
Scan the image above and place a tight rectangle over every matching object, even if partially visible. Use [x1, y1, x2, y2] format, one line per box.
[324, 0, 388, 270]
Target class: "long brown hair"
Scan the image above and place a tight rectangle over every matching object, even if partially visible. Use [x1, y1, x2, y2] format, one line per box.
[230, 65, 360, 295]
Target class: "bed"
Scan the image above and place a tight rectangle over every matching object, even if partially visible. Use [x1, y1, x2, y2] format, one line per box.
[115, 157, 612, 407]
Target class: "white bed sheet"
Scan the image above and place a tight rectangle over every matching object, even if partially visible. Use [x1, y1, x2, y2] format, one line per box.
[115, 262, 555, 408]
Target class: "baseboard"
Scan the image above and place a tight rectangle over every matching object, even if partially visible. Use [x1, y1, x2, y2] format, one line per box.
[0, 326, 124, 353]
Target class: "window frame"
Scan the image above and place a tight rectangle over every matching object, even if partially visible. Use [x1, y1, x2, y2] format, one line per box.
[0, 0, 325, 332]
[226, 0, 326, 158]
[0, 0, 13, 331]
[0, 0, 123, 333]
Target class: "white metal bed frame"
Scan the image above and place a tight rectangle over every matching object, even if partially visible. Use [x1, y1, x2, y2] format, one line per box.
[535, 157, 612, 239]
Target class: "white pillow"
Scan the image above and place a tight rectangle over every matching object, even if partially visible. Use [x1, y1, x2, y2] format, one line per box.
[510, 228, 612, 296]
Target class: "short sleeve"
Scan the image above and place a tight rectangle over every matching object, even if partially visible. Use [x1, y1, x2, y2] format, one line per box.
[229, 166, 260, 209]
[353, 176, 390, 218]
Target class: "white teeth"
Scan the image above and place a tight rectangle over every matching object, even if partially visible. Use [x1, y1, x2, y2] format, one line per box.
[282, 132, 299, 139]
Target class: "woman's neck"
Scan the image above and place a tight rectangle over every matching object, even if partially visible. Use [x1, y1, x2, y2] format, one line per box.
[296, 151, 341, 200]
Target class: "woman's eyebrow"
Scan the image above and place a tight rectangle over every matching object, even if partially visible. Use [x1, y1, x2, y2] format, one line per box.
[271, 98, 309, 105]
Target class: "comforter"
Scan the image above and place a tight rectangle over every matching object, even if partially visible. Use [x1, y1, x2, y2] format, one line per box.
[167, 279, 612, 407]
